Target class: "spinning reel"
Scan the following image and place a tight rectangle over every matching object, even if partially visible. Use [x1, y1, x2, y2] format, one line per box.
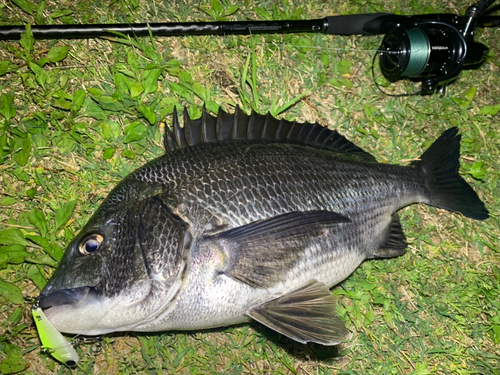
[376, 0, 496, 94]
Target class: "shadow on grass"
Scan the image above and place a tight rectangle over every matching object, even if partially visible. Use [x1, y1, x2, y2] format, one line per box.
[101, 321, 346, 367]
[249, 322, 345, 363]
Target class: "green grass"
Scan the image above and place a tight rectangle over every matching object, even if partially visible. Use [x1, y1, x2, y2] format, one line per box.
[0, 0, 499, 374]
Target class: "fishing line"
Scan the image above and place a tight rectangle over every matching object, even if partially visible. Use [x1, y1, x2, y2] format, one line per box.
[371, 53, 422, 97]
[271, 43, 398, 54]
[37, 336, 103, 355]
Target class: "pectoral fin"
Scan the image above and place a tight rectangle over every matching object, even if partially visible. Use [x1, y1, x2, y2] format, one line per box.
[247, 279, 349, 346]
[207, 210, 351, 288]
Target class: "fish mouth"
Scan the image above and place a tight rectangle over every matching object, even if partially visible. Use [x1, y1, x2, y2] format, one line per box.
[38, 286, 95, 309]
[37, 286, 117, 335]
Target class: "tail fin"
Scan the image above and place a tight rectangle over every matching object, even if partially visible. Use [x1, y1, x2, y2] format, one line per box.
[412, 128, 489, 220]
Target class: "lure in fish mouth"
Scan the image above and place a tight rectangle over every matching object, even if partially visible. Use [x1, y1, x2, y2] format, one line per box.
[38, 107, 488, 346]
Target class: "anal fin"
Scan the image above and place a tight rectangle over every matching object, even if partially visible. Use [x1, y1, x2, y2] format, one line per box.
[247, 279, 349, 346]
[367, 213, 407, 259]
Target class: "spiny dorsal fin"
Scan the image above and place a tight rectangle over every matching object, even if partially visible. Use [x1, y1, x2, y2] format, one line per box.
[163, 106, 376, 162]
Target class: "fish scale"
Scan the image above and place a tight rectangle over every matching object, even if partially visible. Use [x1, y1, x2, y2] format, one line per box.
[37, 108, 488, 347]
[133, 143, 415, 232]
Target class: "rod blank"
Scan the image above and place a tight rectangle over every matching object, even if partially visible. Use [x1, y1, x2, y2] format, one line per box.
[0, 19, 329, 40]
[0, 14, 498, 40]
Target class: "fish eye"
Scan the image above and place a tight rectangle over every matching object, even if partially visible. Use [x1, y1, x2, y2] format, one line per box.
[78, 234, 104, 255]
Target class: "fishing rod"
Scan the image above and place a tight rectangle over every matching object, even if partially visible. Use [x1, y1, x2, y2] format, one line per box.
[1, 0, 498, 95]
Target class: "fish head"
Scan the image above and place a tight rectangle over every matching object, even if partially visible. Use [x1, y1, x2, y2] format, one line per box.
[38, 180, 190, 335]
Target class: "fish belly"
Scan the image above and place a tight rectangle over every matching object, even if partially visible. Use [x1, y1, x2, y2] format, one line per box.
[134, 221, 371, 332]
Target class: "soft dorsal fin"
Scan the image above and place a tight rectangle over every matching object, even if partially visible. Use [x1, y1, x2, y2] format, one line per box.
[163, 106, 376, 162]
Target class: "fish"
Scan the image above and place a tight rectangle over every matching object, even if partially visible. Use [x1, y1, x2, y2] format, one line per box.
[37, 106, 488, 346]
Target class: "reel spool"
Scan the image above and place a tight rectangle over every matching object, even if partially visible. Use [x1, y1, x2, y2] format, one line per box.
[377, 0, 494, 95]
[380, 23, 465, 93]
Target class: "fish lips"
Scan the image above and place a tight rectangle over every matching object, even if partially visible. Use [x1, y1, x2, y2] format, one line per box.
[38, 286, 95, 309]
[37, 286, 115, 335]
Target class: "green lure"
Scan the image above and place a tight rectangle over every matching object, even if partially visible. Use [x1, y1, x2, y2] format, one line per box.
[32, 307, 79, 367]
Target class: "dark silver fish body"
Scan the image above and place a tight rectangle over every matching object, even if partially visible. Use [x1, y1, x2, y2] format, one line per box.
[127, 144, 411, 327]
[39, 108, 488, 345]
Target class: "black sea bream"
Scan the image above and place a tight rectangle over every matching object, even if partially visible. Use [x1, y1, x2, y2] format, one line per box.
[38, 107, 488, 345]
